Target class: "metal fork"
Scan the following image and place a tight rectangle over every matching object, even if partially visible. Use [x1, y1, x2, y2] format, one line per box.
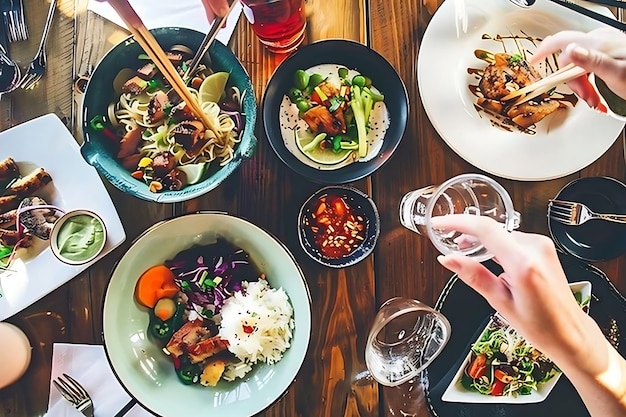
[1, 0, 28, 42]
[52, 373, 94, 417]
[19, 0, 56, 90]
[548, 199, 626, 226]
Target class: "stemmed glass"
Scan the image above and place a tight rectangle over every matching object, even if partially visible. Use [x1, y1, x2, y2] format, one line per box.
[365, 297, 451, 387]
[364, 298, 451, 415]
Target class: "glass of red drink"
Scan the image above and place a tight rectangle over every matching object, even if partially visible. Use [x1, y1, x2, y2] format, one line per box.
[240, 0, 307, 53]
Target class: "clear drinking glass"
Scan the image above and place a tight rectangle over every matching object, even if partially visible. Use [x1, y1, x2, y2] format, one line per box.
[399, 173, 520, 262]
[240, 0, 307, 53]
[365, 297, 451, 387]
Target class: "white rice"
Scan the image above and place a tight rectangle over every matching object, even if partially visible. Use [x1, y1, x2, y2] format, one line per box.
[218, 279, 294, 379]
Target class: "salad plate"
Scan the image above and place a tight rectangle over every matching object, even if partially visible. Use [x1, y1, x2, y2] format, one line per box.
[426, 253, 626, 416]
[0, 114, 126, 321]
[417, 0, 625, 181]
[441, 281, 591, 404]
[102, 212, 311, 417]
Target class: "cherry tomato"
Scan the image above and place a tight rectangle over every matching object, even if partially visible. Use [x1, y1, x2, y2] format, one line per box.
[491, 379, 506, 396]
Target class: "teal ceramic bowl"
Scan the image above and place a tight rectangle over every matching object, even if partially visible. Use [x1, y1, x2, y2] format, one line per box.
[102, 213, 311, 416]
[81, 27, 257, 203]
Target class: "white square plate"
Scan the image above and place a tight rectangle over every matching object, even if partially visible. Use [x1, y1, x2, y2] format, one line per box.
[0, 114, 126, 321]
[441, 281, 591, 404]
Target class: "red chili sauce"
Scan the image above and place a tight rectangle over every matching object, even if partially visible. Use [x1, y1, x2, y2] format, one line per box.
[308, 194, 366, 259]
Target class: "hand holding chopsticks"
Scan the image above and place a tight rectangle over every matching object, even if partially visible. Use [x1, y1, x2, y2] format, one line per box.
[104, 0, 222, 141]
[527, 28, 626, 109]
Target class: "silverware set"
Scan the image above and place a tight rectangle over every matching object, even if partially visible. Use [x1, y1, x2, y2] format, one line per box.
[0, 0, 28, 43]
[52, 373, 94, 417]
[19, 0, 55, 89]
[548, 199, 626, 226]
[0, 0, 58, 92]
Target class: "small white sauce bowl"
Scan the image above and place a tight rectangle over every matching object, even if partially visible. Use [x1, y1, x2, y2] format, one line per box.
[50, 209, 107, 265]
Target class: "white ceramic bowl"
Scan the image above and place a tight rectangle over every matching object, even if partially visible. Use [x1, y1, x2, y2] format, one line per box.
[441, 281, 591, 404]
[102, 213, 311, 417]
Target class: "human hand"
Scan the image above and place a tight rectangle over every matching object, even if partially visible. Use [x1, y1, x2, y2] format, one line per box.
[430, 214, 589, 361]
[530, 28, 626, 110]
[200, 0, 231, 24]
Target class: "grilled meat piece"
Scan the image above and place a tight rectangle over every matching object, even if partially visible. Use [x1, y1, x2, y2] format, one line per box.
[121, 76, 148, 95]
[0, 195, 19, 213]
[0, 157, 19, 181]
[302, 105, 347, 136]
[147, 91, 170, 124]
[172, 120, 205, 150]
[117, 126, 144, 159]
[165, 319, 205, 357]
[5, 168, 52, 198]
[0, 228, 22, 246]
[187, 336, 229, 364]
[506, 100, 562, 128]
[137, 62, 158, 80]
[479, 53, 541, 101]
[0, 209, 16, 228]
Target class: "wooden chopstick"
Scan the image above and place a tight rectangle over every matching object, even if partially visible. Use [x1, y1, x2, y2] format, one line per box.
[500, 63, 586, 105]
[106, 0, 221, 138]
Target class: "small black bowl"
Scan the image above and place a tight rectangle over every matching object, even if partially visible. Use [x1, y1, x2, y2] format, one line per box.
[298, 185, 380, 268]
[548, 176, 626, 262]
[262, 39, 409, 184]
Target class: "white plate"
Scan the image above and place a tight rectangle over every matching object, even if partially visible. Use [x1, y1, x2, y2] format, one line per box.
[417, 0, 625, 181]
[441, 281, 591, 404]
[0, 114, 126, 321]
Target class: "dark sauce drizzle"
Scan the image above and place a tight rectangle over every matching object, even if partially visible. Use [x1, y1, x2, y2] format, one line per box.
[469, 32, 578, 134]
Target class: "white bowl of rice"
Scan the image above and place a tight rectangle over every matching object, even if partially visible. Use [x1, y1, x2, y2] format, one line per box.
[102, 212, 311, 417]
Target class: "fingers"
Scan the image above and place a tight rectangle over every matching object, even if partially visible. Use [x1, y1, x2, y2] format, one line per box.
[437, 254, 512, 311]
[530, 30, 588, 65]
[201, 0, 230, 23]
[430, 214, 524, 271]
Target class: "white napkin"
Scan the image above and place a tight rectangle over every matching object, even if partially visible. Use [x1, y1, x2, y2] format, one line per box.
[87, 0, 243, 45]
[45, 343, 152, 417]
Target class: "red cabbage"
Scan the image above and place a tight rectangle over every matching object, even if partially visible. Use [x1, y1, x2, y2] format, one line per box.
[166, 239, 257, 316]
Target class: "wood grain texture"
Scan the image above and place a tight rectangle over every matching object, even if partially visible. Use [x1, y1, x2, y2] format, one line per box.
[0, 0, 625, 417]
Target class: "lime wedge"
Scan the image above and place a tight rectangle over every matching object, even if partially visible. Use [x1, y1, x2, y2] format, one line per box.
[178, 162, 209, 185]
[295, 130, 354, 165]
[198, 72, 229, 104]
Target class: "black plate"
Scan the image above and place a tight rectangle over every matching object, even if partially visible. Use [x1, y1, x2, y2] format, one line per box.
[426, 253, 626, 417]
[548, 176, 626, 262]
[262, 39, 409, 184]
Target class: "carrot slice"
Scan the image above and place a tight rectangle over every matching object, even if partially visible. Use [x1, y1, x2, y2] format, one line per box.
[135, 264, 179, 308]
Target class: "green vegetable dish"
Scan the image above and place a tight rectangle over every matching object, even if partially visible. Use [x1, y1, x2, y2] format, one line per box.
[280, 64, 390, 168]
[463, 289, 591, 397]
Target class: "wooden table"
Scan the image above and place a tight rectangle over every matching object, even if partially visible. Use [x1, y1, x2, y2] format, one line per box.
[1, 1, 625, 416]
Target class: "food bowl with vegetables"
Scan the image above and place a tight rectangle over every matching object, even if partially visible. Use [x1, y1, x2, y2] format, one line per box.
[263, 39, 408, 184]
[82, 27, 256, 203]
[298, 185, 380, 268]
[441, 281, 591, 404]
[102, 212, 311, 416]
